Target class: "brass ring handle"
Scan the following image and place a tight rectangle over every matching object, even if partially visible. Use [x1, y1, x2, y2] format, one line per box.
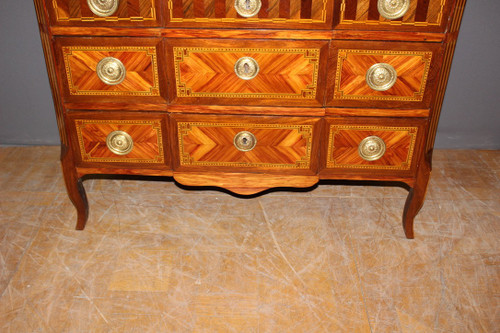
[234, 131, 257, 152]
[358, 136, 386, 161]
[106, 131, 134, 155]
[87, 0, 119, 17]
[365, 63, 397, 91]
[377, 0, 410, 20]
[234, 57, 259, 80]
[234, 0, 262, 17]
[96, 57, 126, 85]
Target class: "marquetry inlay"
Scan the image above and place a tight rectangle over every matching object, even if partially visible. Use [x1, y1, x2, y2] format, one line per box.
[52, 0, 157, 22]
[339, 0, 446, 27]
[62, 46, 160, 96]
[173, 47, 320, 99]
[334, 49, 432, 102]
[178, 122, 313, 168]
[327, 125, 418, 170]
[75, 119, 164, 163]
[167, 0, 329, 24]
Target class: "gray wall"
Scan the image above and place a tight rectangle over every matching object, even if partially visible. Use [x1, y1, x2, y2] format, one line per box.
[1, 1, 499, 149]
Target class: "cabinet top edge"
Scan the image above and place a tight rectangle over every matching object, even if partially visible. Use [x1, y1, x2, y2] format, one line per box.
[48, 27, 446, 42]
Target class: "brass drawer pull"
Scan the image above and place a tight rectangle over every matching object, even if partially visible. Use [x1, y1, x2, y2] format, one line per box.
[234, 0, 262, 18]
[96, 57, 126, 85]
[377, 0, 410, 20]
[106, 131, 134, 155]
[366, 63, 397, 91]
[358, 136, 386, 161]
[87, 0, 119, 17]
[234, 131, 257, 152]
[234, 57, 259, 80]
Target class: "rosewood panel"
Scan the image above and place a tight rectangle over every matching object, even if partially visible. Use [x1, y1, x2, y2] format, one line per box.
[172, 114, 321, 174]
[326, 40, 443, 108]
[334, 0, 454, 32]
[320, 116, 427, 177]
[47, 0, 162, 26]
[55, 37, 168, 105]
[67, 111, 171, 169]
[165, 0, 334, 29]
[166, 39, 329, 107]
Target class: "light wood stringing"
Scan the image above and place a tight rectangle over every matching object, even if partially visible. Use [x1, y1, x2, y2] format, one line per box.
[173, 47, 320, 100]
[178, 121, 314, 169]
[327, 124, 418, 170]
[62, 46, 160, 96]
[75, 119, 164, 163]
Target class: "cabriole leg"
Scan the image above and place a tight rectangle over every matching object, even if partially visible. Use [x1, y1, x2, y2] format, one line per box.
[402, 158, 431, 239]
[61, 145, 88, 230]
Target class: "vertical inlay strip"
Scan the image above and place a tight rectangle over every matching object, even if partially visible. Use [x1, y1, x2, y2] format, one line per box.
[368, 0, 379, 20]
[279, 0, 290, 18]
[426, 0, 467, 151]
[343, 0, 358, 20]
[194, 0, 205, 17]
[215, 0, 226, 17]
[300, 0, 312, 19]
[259, 0, 269, 18]
[415, 0, 430, 22]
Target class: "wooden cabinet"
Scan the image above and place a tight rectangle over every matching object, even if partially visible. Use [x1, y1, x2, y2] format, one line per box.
[34, 0, 467, 238]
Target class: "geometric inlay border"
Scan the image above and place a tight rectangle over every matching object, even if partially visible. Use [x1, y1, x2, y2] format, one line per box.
[326, 124, 418, 170]
[174, 47, 320, 99]
[334, 49, 433, 102]
[178, 122, 313, 168]
[76, 119, 164, 163]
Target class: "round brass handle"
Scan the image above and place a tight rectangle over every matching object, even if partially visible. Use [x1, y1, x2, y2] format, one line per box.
[234, 57, 259, 80]
[96, 57, 126, 86]
[377, 0, 410, 20]
[87, 0, 119, 17]
[106, 131, 134, 155]
[234, 0, 262, 17]
[366, 63, 397, 91]
[234, 131, 257, 152]
[358, 136, 386, 161]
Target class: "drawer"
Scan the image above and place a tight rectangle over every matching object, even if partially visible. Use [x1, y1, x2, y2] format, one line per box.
[166, 39, 329, 107]
[56, 38, 167, 104]
[322, 117, 427, 175]
[166, 0, 334, 29]
[334, 0, 454, 32]
[172, 114, 320, 173]
[326, 41, 443, 108]
[67, 112, 170, 167]
[47, 0, 161, 26]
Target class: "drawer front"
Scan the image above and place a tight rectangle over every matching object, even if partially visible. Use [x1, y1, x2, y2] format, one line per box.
[335, 0, 454, 32]
[323, 117, 426, 173]
[48, 0, 161, 26]
[56, 38, 166, 103]
[68, 113, 169, 166]
[166, 0, 334, 29]
[326, 41, 442, 108]
[167, 39, 328, 107]
[173, 115, 320, 171]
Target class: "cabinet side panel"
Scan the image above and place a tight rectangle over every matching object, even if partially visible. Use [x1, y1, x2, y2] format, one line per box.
[34, 0, 67, 146]
[426, 0, 467, 152]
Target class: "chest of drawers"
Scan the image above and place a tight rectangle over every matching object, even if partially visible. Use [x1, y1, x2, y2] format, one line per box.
[34, 0, 466, 238]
